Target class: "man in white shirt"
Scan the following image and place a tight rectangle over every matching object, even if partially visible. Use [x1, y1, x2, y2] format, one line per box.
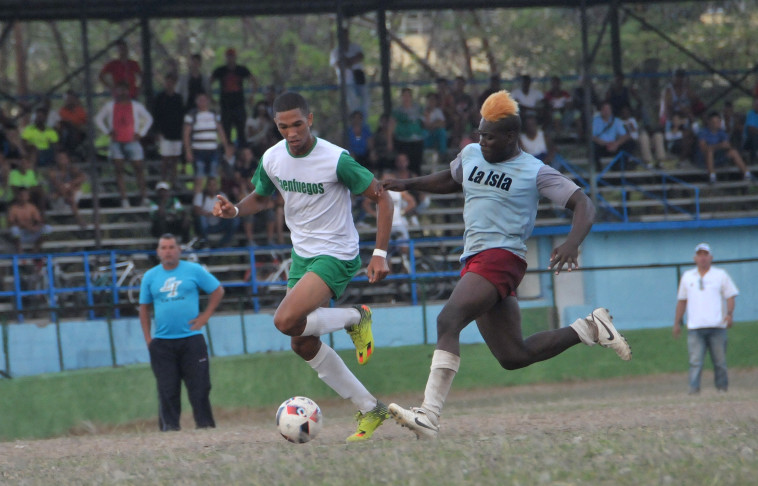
[510, 74, 544, 121]
[674, 243, 739, 394]
[330, 27, 368, 118]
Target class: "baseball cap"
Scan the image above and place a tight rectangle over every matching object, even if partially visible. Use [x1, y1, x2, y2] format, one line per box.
[155, 181, 171, 191]
[694, 242, 712, 255]
[225, 47, 236, 56]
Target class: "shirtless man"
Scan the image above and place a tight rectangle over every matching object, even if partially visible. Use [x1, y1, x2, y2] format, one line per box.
[8, 188, 52, 253]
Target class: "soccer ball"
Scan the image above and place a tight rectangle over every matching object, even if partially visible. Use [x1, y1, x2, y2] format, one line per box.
[276, 396, 323, 443]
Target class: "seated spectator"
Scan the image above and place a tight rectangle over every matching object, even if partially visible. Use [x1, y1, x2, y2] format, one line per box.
[477, 74, 502, 110]
[57, 90, 88, 157]
[345, 110, 374, 170]
[245, 100, 277, 159]
[184, 93, 234, 195]
[606, 72, 640, 117]
[619, 105, 665, 167]
[392, 88, 425, 175]
[696, 111, 754, 184]
[721, 101, 742, 149]
[393, 152, 428, 225]
[369, 113, 395, 173]
[519, 115, 556, 167]
[94, 81, 153, 207]
[544, 76, 572, 135]
[150, 181, 190, 241]
[21, 107, 59, 170]
[659, 68, 693, 128]
[572, 75, 600, 141]
[193, 178, 239, 248]
[48, 151, 87, 228]
[665, 111, 697, 162]
[511, 74, 545, 122]
[422, 92, 447, 162]
[451, 76, 477, 142]
[8, 187, 52, 254]
[363, 170, 417, 244]
[8, 156, 46, 212]
[742, 97, 758, 162]
[591, 100, 633, 171]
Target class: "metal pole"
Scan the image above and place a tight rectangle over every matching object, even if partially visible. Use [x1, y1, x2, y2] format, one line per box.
[79, 13, 102, 249]
[581, 0, 598, 206]
[139, 15, 154, 107]
[609, 0, 622, 76]
[336, 3, 349, 148]
[377, 8, 392, 116]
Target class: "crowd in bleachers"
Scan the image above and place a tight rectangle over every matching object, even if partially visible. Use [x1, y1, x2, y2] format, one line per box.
[2, 35, 757, 255]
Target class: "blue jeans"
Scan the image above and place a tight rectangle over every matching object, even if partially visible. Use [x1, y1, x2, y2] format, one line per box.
[195, 216, 240, 248]
[687, 328, 728, 392]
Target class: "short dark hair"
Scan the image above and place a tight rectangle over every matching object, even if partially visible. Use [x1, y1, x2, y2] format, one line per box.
[272, 92, 309, 115]
[707, 110, 721, 119]
[159, 233, 178, 244]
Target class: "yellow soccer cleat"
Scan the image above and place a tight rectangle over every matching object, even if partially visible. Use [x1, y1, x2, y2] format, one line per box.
[346, 401, 390, 443]
[346, 305, 374, 365]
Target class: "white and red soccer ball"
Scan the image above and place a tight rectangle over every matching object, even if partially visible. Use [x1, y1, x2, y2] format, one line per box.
[276, 396, 323, 443]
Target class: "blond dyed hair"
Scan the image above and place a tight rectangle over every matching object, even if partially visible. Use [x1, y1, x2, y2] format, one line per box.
[480, 90, 519, 122]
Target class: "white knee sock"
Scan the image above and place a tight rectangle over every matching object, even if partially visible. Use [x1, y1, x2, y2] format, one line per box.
[421, 350, 461, 425]
[307, 343, 376, 413]
[302, 307, 361, 337]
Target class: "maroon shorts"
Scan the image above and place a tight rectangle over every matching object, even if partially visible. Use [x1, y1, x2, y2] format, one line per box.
[460, 248, 527, 299]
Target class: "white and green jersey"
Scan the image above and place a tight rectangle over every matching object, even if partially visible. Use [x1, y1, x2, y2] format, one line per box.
[252, 137, 374, 260]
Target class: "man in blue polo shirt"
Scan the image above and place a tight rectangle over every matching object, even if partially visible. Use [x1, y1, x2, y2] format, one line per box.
[139, 233, 225, 431]
[697, 111, 753, 184]
[591, 100, 632, 171]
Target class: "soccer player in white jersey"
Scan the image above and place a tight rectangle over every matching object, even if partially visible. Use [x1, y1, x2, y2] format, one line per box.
[383, 90, 632, 440]
[213, 92, 394, 442]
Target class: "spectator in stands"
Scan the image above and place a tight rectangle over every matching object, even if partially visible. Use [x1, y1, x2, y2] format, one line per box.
[619, 105, 665, 167]
[451, 76, 477, 146]
[8, 155, 46, 212]
[696, 111, 754, 184]
[436, 78, 458, 142]
[370, 113, 395, 173]
[544, 76, 573, 135]
[591, 100, 632, 171]
[179, 54, 210, 113]
[519, 115, 556, 167]
[48, 151, 87, 228]
[742, 97, 758, 162]
[345, 110, 374, 170]
[0, 111, 25, 187]
[150, 181, 190, 241]
[477, 74, 502, 110]
[245, 100, 277, 159]
[57, 90, 87, 157]
[193, 177, 240, 248]
[660, 68, 693, 128]
[392, 87, 425, 175]
[605, 72, 640, 118]
[363, 170, 417, 243]
[330, 26, 369, 118]
[21, 107, 59, 170]
[153, 72, 185, 188]
[423, 92, 447, 163]
[665, 111, 697, 163]
[183, 93, 234, 195]
[511, 74, 545, 122]
[211, 48, 258, 146]
[8, 187, 51, 254]
[94, 81, 153, 207]
[393, 152, 427, 226]
[37, 96, 60, 129]
[720, 101, 741, 149]
[99, 39, 142, 99]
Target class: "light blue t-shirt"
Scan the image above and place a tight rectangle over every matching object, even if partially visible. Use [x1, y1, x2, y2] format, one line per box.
[592, 115, 627, 143]
[744, 110, 758, 139]
[139, 260, 221, 339]
[450, 145, 579, 261]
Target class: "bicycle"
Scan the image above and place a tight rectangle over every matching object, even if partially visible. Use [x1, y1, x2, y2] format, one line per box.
[250, 251, 292, 309]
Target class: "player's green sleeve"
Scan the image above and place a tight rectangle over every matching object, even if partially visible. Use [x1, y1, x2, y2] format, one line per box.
[251, 158, 276, 196]
[336, 152, 374, 194]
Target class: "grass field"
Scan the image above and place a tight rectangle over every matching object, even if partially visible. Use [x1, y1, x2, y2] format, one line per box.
[1, 322, 757, 485]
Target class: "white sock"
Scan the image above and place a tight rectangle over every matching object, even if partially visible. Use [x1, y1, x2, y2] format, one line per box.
[421, 350, 461, 425]
[301, 307, 361, 337]
[570, 317, 597, 346]
[307, 343, 376, 413]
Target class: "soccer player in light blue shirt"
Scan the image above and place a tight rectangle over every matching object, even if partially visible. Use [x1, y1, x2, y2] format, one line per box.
[383, 90, 632, 440]
[139, 233, 224, 431]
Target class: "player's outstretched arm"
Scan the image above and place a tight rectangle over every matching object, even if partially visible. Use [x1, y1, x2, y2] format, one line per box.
[362, 179, 391, 283]
[549, 189, 595, 274]
[213, 192, 269, 219]
[383, 169, 461, 194]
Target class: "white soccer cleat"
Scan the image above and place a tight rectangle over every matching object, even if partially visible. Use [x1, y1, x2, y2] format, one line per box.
[585, 308, 632, 361]
[388, 403, 439, 440]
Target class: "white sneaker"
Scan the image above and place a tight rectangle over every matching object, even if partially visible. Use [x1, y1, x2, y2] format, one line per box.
[388, 403, 439, 440]
[584, 308, 632, 361]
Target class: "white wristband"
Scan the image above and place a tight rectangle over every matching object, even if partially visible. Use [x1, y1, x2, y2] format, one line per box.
[233, 206, 240, 218]
[372, 249, 387, 259]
